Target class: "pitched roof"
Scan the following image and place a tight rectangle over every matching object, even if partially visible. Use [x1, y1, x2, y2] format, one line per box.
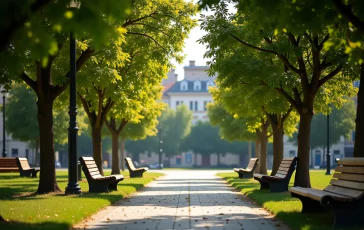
[165, 80, 214, 93]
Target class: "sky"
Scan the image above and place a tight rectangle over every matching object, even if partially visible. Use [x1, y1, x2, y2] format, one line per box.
[171, 6, 212, 81]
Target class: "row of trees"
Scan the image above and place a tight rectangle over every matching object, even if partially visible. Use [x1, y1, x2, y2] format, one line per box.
[0, 0, 197, 194]
[198, 0, 363, 187]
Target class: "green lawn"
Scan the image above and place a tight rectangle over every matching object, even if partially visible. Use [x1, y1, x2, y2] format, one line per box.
[217, 170, 362, 230]
[0, 170, 163, 230]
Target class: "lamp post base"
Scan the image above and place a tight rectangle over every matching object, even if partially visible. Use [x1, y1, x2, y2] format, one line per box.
[65, 184, 81, 195]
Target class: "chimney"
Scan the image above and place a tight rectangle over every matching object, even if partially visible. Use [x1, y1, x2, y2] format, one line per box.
[189, 60, 195, 66]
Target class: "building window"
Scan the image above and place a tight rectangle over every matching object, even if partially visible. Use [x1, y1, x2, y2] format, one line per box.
[11, 148, 19, 157]
[206, 80, 214, 89]
[181, 81, 188, 91]
[194, 81, 201, 91]
[185, 152, 192, 163]
[289, 150, 296, 156]
[190, 101, 193, 110]
[194, 101, 198, 111]
[176, 101, 180, 107]
[333, 150, 340, 155]
[204, 101, 208, 111]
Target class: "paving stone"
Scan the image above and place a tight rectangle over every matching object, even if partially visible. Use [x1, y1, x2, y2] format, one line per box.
[73, 170, 289, 230]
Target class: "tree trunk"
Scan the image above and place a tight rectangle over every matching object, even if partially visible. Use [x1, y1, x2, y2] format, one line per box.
[255, 139, 261, 173]
[36, 93, 61, 194]
[271, 124, 284, 175]
[217, 153, 220, 166]
[259, 124, 268, 175]
[111, 131, 120, 175]
[91, 125, 104, 175]
[294, 112, 313, 187]
[353, 63, 364, 157]
[120, 137, 125, 171]
[194, 153, 198, 167]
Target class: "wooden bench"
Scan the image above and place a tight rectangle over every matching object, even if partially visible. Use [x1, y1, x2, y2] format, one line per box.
[253, 157, 297, 192]
[234, 158, 259, 179]
[290, 158, 364, 228]
[79, 157, 124, 193]
[16, 157, 40, 178]
[0, 157, 19, 172]
[125, 157, 148, 178]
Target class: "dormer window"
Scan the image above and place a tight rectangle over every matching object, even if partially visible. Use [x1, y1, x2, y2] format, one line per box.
[206, 80, 214, 89]
[194, 81, 201, 91]
[181, 81, 188, 91]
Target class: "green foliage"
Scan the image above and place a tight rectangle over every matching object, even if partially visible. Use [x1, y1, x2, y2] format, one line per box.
[160, 105, 193, 157]
[0, 0, 131, 81]
[126, 105, 193, 157]
[290, 99, 356, 149]
[5, 83, 87, 146]
[181, 121, 248, 156]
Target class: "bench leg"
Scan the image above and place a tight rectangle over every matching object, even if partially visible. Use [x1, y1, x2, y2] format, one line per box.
[242, 171, 253, 179]
[236, 171, 243, 178]
[258, 180, 269, 190]
[130, 171, 144, 178]
[89, 182, 111, 193]
[331, 200, 364, 228]
[108, 182, 118, 191]
[269, 180, 289, 192]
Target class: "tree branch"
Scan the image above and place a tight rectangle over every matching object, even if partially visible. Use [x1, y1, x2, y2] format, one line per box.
[19, 72, 36, 91]
[318, 64, 343, 88]
[127, 32, 168, 53]
[230, 34, 277, 55]
[53, 47, 94, 98]
[274, 87, 299, 111]
[0, 0, 52, 53]
[332, 0, 364, 33]
[122, 11, 158, 27]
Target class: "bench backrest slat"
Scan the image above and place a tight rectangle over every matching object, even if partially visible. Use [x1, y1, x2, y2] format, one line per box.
[275, 157, 297, 179]
[246, 158, 258, 170]
[323, 158, 364, 199]
[324, 185, 362, 198]
[125, 157, 136, 171]
[17, 158, 31, 170]
[79, 157, 102, 180]
[0, 158, 18, 167]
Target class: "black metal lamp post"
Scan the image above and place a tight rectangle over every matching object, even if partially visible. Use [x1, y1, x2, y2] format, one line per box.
[325, 113, 331, 175]
[158, 126, 163, 169]
[65, 0, 81, 195]
[1, 90, 8, 158]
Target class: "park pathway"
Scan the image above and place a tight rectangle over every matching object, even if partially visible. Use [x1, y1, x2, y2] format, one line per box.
[73, 170, 289, 230]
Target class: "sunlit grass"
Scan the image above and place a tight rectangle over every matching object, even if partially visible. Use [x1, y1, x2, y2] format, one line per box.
[217, 170, 360, 230]
[0, 170, 163, 230]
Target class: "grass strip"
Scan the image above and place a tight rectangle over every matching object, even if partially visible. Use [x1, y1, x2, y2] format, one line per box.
[217, 170, 360, 230]
[0, 170, 163, 230]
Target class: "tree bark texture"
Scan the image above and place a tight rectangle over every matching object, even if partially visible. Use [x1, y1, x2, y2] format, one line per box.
[255, 139, 261, 173]
[91, 125, 104, 175]
[111, 131, 120, 174]
[353, 64, 364, 157]
[258, 121, 269, 175]
[105, 118, 128, 174]
[35, 68, 60, 194]
[294, 112, 313, 187]
[268, 114, 285, 176]
[120, 137, 125, 171]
